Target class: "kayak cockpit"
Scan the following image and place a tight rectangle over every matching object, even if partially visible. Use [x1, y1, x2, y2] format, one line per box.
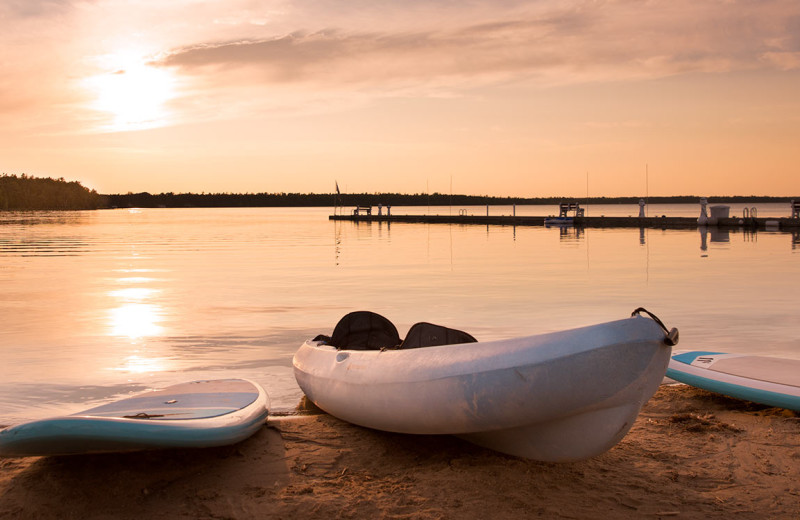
[313, 311, 477, 351]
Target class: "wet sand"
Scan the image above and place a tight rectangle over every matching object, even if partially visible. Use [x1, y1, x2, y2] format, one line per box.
[1, 385, 798, 519]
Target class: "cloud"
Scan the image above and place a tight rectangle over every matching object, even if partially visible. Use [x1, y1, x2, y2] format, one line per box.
[153, 1, 800, 89]
[0, 0, 78, 17]
[761, 52, 800, 71]
[4, 0, 799, 137]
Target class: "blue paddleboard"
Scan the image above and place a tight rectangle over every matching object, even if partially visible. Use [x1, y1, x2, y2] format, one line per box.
[667, 351, 800, 411]
[0, 379, 269, 457]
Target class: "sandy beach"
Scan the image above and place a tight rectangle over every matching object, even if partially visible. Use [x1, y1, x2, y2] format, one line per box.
[1, 384, 798, 519]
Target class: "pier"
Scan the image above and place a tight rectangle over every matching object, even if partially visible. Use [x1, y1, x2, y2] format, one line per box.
[330, 213, 800, 230]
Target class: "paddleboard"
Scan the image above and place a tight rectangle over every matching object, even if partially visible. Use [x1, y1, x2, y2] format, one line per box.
[0, 379, 269, 457]
[666, 351, 800, 411]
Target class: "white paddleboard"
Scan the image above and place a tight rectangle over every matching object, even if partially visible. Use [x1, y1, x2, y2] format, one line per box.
[0, 379, 269, 457]
[666, 351, 800, 411]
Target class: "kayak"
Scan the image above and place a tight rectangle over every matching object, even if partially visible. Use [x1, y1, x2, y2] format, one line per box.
[293, 309, 677, 462]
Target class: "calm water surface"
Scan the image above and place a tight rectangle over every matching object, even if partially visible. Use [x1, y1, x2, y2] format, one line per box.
[1, 205, 798, 425]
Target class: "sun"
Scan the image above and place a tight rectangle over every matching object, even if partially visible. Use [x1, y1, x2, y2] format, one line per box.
[86, 50, 177, 131]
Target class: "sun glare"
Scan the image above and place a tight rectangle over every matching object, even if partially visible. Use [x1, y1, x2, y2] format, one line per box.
[86, 50, 176, 131]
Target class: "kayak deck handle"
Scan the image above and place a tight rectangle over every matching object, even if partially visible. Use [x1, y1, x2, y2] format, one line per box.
[631, 307, 679, 346]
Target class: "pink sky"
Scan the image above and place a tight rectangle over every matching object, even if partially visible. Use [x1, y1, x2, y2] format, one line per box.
[1, 0, 799, 196]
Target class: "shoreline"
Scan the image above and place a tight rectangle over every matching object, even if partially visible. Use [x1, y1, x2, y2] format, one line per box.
[1, 385, 798, 519]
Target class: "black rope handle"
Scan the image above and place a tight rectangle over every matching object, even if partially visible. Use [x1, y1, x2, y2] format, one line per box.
[631, 307, 679, 346]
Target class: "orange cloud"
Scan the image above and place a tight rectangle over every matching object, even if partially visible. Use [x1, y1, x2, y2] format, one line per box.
[153, 2, 800, 89]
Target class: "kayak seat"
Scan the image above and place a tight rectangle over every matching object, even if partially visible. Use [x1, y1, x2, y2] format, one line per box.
[399, 322, 477, 349]
[330, 311, 401, 350]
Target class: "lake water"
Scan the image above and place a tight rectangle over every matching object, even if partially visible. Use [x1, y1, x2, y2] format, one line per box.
[1, 204, 799, 425]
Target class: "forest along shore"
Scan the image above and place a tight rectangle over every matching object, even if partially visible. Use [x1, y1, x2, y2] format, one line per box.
[3, 173, 797, 211]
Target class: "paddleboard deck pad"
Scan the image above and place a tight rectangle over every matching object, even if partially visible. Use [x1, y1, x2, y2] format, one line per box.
[0, 379, 269, 457]
[667, 351, 800, 411]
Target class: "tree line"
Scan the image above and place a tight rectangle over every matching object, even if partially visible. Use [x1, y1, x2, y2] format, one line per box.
[0, 174, 106, 210]
[1, 174, 795, 211]
[104, 192, 799, 208]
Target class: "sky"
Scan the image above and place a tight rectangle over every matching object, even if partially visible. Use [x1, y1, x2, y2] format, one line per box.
[1, 0, 799, 197]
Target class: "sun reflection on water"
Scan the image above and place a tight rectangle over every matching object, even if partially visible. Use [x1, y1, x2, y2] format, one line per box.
[106, 272, 169, 374]
[113, 354, 169, 374]
[109, 287, 158, 300]
[109, 303, 163, 338]
[117, 277, 155, 284]
[107, 273, 165, 339]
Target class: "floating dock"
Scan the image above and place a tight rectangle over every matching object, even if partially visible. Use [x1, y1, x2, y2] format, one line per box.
[330, 214, 800, 230]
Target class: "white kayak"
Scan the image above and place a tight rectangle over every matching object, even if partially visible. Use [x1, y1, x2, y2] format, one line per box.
[0, 379, 269, 457]
[293, 309, 677, 462]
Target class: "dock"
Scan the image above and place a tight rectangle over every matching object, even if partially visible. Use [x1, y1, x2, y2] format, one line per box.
[330, 213, 800, 230]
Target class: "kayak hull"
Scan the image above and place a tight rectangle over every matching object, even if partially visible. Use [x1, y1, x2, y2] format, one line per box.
[293, 315, 671, 461]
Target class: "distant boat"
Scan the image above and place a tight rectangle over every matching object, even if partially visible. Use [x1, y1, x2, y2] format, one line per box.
[544, 216, 574, 226]
[545, 202, 584, 227]
[294, 309, 677, 462]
